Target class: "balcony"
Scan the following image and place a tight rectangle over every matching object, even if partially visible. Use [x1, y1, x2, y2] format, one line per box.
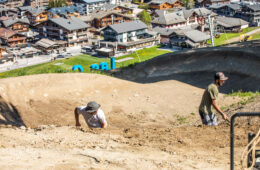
[47, 32, 60, 36]
[35, 17, 48, 22]
[8, 37, 26, 42]
[68, 36, 88, 43]
[77, 31, 88, 36]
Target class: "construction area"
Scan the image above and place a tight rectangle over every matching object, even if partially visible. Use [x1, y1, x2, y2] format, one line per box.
[0, 40, 259, 169]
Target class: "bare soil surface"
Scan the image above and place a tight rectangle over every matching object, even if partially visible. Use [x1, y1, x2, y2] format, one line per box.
[0, 73, 259, 169]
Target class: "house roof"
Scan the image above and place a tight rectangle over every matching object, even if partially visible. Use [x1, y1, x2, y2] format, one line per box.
[80, 10, 131, 22]
[50, 17, 90, 31]
[152, 26, 175, 36]
[183, 29, 210, 42]
[226, 4, 241, 10]
[27, 7, 47, 16]
[0, 0, 7, 4]
[193, 8, 217, 16]
[149, 0, 179, 5]
[18, 6, 33, 11]
[106, 20, 147, 34]
[81, 0, 109, 4]
[208, 4, 225, 9]
[2, 18, 30, 27]
[48, 5, 84, 16]
[0, 28, 16, 39]
[36, 38, 57, 48]
[0, 16, 10, 21]
[101, 4, 117, 10]
[246, 4, 260, 11]
[152, 10, 186, 25]
[216, 16, 248, 28]
[152, 8, 216, 25]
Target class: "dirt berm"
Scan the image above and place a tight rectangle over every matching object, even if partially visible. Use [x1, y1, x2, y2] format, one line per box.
[114, 40, 260, 93]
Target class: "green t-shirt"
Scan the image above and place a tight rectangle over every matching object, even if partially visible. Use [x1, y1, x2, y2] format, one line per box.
[199, 83, 219, 114]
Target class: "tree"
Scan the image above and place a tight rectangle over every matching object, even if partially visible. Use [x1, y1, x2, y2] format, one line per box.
[180, 0, 194, 9]
[48, 0, 68, 8]
[139, 10, 151, 25]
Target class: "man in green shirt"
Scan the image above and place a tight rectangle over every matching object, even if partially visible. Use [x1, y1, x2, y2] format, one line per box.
[199, 72, 229, 125]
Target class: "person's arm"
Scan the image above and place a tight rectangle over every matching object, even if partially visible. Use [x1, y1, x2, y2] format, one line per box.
[212, 99, 228, 120]
[97, 110, 107, 128]
[101, 121, 107, 128]
[74, 108, 81, 127]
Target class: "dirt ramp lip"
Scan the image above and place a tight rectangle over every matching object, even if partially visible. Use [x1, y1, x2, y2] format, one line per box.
[114, 42, 260, 93]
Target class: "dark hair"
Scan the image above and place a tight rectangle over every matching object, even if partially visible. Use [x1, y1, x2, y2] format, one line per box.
[214, 74, 220, 81]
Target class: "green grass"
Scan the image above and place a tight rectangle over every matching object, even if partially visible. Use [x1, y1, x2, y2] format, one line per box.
[208, 26, 260, 46]
[115, 46, 170, 68]
[0, 46, 170, 79]
[252, 33, 260, 40]
[228, 90, 260, 106]
[220, 90, 260, 111]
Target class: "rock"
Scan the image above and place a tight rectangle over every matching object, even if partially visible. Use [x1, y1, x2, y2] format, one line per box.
[20, 126, 26, 130]
[134, 93, 139, 97]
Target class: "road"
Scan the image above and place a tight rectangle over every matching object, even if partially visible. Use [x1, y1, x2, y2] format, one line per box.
[225, 27, 260, 44]
[0, 47, 82, 73]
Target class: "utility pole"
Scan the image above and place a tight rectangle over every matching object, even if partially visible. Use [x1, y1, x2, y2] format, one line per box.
[208, 15, 215, 47]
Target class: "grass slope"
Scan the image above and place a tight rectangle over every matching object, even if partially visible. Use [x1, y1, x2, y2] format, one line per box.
[0, 46, 170, 79]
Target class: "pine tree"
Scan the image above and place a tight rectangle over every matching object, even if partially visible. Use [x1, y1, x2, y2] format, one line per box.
[48, 0, 68, 8]
[139, 10, 151, 25]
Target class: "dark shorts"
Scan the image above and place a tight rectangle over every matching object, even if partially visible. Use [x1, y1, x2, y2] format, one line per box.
[199, 110, 218, 126]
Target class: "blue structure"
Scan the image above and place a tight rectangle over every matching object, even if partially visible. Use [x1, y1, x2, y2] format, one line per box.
[90, 64, 99, 70]
[72, 65, 84, 72]
[110, 57, 115, 70]
[90, 57, 115, 71]
[99, 62, 109, 70]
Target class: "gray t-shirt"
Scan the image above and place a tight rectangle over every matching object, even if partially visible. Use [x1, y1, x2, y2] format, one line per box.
[77, 106, 107, 128]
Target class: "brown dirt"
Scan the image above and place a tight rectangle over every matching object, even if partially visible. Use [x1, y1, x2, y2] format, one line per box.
[0, 73, 259, 169]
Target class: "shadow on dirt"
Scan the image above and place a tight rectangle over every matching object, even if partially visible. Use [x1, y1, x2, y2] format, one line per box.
[113, 40, 260, 94]
[0, 95, 25, 127]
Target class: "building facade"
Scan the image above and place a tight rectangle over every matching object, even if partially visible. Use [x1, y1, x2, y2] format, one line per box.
[38, 17, 90, 47]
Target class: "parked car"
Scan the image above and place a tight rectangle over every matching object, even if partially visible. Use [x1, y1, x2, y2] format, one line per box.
[57, 54, 65, 58]
[65, 52, 72, 57]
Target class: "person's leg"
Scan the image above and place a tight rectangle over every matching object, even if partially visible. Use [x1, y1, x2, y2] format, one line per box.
[208, 113, 218, 126]
[204, 114, 212, 125]
[199, 110, 207, 125]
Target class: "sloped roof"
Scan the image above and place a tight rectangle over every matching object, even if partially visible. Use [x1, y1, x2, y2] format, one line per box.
[81, 0, 109, 4]
[208, 4, 225, 9]
[106, 20, 147, 34]
[27, 7, 47, 16]
[246, 4, 260, 11]
[152, 10, 186, 25]
[226, 4, 241, 10]
[153, 26, 175, 36]
[48, 5, 84, 16]
[149, 0, 179, 5]
[2, 18, 30, 27]
[0, 28, 16, 39]
[194, 8, 217, 16]
[36, 38, 56, 48]
[18, 6, 33, 11]
[216, 16, 248, 28]
[50, 17, 90, 31]
[93, 10, 128, 19]
[184, 29, 210, 42]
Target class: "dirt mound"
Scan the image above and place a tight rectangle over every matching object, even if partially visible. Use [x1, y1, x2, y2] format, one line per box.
[0, 40, 259, 169]
[114, 40, 260, 93]
[0, 73, 240, 128]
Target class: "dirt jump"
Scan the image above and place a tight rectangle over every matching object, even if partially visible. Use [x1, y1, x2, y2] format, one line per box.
[0, 40, 259, 169]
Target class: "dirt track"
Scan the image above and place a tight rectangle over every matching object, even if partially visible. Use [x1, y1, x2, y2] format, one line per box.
[114, 40, 260, 93]
[0, 41, 259, 169]
[0, 73, 258, 169]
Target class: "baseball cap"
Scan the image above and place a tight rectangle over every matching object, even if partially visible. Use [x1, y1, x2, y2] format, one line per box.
[215, 72, 228, 81]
